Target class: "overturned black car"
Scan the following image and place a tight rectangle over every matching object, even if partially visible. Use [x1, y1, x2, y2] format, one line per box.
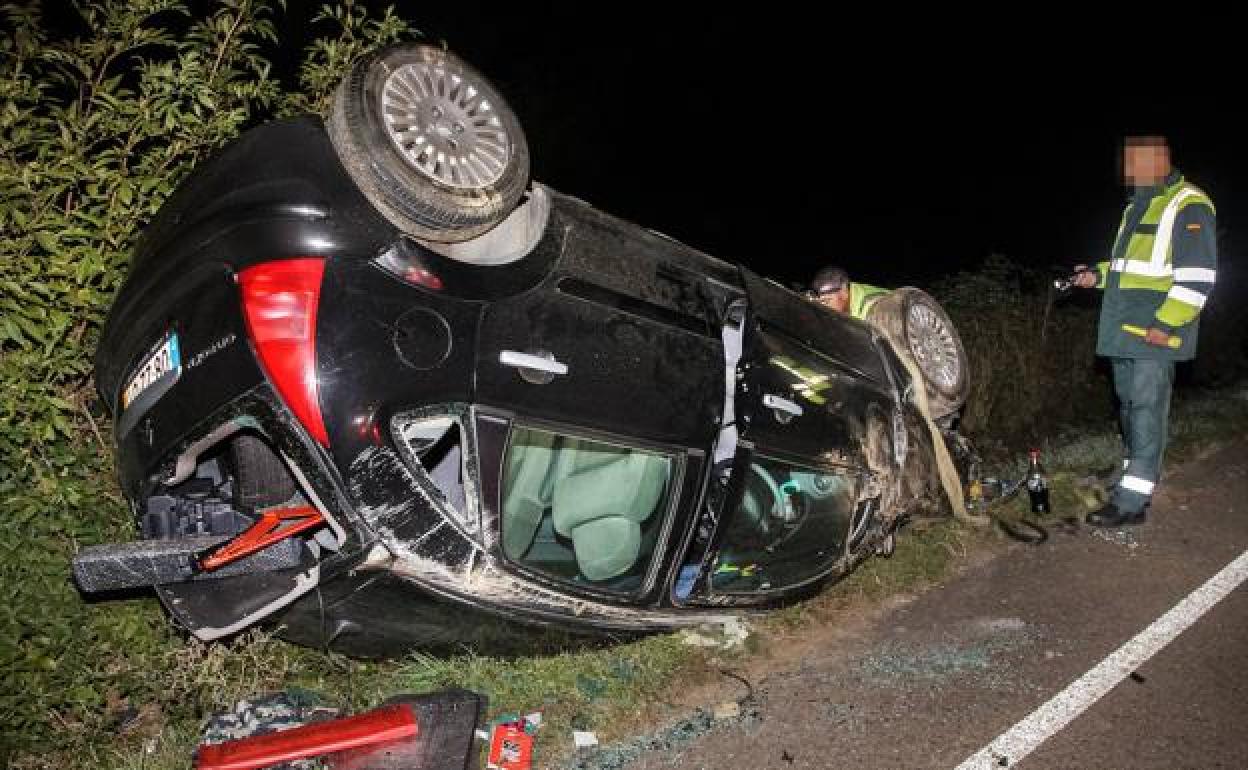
[74, 44, 969, 655]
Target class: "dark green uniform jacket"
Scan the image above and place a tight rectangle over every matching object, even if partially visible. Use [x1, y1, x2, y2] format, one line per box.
[1093, 170, 1217, 361]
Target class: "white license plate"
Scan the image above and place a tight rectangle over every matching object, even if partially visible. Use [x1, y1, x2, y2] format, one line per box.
[122, 332, 181, 410]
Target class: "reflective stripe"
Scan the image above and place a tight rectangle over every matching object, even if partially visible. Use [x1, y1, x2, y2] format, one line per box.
[1110, 258, 1173, 278]
[1120, 475, 1156, 495]
[1167, 285, 1207, 308]
[1173, 267, 1216, 283]
[1150, 188, 1204, 267]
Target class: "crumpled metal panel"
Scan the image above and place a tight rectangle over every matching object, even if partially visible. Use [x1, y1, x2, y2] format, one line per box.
[348, 420, 735, 633]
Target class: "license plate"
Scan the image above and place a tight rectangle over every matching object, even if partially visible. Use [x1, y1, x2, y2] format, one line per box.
[122, 332, 181, 410]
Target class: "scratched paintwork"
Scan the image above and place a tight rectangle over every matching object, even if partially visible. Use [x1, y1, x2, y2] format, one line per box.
[346, 421, 736, 633]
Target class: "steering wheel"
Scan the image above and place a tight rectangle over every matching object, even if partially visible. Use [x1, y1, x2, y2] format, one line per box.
[740, 463, 786, 538]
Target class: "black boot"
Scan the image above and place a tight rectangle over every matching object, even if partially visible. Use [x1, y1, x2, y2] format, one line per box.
[1085, 502, 1147, 528]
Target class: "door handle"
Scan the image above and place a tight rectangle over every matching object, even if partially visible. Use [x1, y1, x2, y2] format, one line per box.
[763, 393, 803, 423]
[499, 350, 568, 383]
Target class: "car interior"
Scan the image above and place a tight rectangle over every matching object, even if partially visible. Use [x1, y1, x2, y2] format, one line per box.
[501, 426, 672, 589]
[708, 457, 857, 593]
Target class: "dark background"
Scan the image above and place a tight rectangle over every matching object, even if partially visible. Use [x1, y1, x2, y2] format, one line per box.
[40, 1, 1242, 289]
[292, 4, 1241, 290]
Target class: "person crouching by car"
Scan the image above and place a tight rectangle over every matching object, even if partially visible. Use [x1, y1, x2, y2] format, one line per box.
[808, 266, 891, 320]
[809, 265, 971, 520]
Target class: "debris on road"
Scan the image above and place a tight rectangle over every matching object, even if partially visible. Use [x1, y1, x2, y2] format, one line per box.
[573, 730, 599, 749]
[486, 710, 543, 770]
[1089, 527, 1142, 551]
[855, 616, 1043, 691]
[487, 722, 534, 770]
[560, 705, 762, 770]
[972, 617, 1028, 634]
[677, 617, 750, 650]
[196, 689, 485, 770]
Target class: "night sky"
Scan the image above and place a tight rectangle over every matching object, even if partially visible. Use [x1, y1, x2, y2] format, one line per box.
[352, 6, 1240, 290]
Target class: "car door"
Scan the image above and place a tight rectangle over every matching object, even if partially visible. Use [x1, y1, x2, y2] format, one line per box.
[473, 202, 734, 600]
[689, 268, 900, 600]
[474, 205, 726, 448]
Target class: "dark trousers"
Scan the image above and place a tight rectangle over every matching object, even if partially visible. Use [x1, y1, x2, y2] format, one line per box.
[1110, 357, 1175, 513]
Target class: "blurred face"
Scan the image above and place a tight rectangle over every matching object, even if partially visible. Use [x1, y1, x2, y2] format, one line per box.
[1123, 142, 1170, 187]
[816, 285, 850, 313]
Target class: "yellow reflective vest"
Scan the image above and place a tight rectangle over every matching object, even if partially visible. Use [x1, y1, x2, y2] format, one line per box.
[1093, 172, 1216, 361]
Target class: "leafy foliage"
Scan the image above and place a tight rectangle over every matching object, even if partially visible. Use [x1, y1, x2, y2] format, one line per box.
[0, 1, 409, 758]
[931, 255, 1109, 451]
[932, 253, 1248, 455]
[279, 0, 408, 117]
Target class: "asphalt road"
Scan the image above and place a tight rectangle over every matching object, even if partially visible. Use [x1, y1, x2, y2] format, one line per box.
[621, 440, 1248, 770]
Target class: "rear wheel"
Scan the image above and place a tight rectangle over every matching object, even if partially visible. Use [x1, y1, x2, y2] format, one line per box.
[328, 43, 531, 242]
[867, 288, 969, 419]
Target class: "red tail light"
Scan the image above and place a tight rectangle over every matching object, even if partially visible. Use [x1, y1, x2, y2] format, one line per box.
[238, 258, 330, 447]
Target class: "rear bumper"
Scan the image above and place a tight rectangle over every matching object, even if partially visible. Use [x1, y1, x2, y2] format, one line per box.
[71, 534, 304, 593]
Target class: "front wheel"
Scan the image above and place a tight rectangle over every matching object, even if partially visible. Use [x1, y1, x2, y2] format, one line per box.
[866, 288, 969, 419]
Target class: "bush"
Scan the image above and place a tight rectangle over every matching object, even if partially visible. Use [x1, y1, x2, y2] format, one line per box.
[1189, 258, 1248, 387]
[932, 253, 1247, 455]
[930, 255, 1111, 451]
[0, 0, 409, 759]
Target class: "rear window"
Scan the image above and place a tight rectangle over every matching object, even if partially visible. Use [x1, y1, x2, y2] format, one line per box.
[500, 426, 675, 593]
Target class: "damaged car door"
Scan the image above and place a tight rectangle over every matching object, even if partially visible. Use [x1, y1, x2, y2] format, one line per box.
[472, 209, 733, 602]
[686, 269, 901, 602]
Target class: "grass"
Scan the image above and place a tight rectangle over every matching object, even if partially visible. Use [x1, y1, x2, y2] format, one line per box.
[40, 522, 989, 769]
[15, 386, 1248, 770]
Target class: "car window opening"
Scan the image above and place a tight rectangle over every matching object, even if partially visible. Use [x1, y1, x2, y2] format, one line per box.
[392, 415, 472, 526]
[419, 423, 467, 515]
[501, 426, 673, 592]
[709, 457, 857, 595]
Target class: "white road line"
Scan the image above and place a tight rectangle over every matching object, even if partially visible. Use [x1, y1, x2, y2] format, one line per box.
[955, 547, 1248, 769]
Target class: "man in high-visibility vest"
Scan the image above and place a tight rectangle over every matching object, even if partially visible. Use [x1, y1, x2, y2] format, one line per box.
[1072, 135, 1217, 528]
[809, 266, 891, 321]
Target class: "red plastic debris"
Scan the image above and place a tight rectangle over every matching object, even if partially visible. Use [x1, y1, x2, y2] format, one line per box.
[486, 723, 533, 770]
[196, 702, 418, 770]
[197, 505, 325, 572]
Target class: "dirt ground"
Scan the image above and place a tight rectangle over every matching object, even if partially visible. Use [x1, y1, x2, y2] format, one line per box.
[569, 440, 1248, 770]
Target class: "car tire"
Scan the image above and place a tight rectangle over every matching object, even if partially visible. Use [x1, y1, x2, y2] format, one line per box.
[328, 43, 531, 243]
[230, 434, 297, 510]
[866, 288, 969, 419]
